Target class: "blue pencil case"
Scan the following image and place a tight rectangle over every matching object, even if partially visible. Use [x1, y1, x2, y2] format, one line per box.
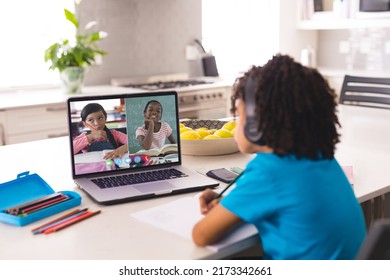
[0, 171, 81, 226]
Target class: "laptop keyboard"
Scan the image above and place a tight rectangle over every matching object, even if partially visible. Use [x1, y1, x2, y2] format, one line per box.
[92, 168, 188, 189]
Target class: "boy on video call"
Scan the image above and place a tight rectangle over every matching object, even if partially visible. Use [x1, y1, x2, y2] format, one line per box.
[192, 54, 366, 260]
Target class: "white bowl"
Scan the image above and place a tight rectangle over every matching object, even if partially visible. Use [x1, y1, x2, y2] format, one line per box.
[180, 119, 239, 156]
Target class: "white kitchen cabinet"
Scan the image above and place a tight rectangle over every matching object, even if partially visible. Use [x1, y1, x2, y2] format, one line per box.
[297, 18, 390, 30]
[297, 0, 390, 30]
[0, 84, 234, 145]
[4, 103, 68, 145]
[0, 85, 133, 145]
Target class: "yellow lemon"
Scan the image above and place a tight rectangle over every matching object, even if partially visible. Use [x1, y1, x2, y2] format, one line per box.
[214, 128, 233, 138]
[195, 129, 211, 139]
[203, 134, 221, 140]
[222, 121, 237, 132]
[179, 123, 185, 128]
[180, 130, 201, 140]
[180, 126, 193, 134]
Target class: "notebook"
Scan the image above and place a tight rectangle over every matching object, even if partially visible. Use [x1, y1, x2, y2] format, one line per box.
[67, 91, 219, 205]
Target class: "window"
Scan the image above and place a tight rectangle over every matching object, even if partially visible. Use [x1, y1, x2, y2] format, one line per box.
[202, 0, 280, 76]
[0, 0, 75, 89]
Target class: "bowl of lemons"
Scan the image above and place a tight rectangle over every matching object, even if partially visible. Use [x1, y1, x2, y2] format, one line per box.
[179, 119, 239, 156]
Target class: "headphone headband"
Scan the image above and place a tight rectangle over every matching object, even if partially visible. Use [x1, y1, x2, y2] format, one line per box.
[244, 77, 257, 117]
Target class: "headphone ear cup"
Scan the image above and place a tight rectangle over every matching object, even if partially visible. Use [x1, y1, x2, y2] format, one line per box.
[244, 116, 264, 144]
[244, 77, 265, 145]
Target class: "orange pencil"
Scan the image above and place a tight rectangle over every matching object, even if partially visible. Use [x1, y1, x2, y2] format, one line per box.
[43, 210, 101, 234]
[31, 208, 87, 232]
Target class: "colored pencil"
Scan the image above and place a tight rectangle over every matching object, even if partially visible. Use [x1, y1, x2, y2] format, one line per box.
[31, 208, 88, 232]
[32, 208, 88, 234]
[43, 210, 101, 234]
[215, 171, 245, 199]
[21, 195, 69, 215]
[5, 192, 64, 215]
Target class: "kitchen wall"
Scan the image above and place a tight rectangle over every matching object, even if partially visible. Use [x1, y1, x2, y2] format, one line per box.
[78, 0, 390, 88]
[78, 0, 315, 86]
[317, 28, 390, 72]
[77, 0, 202, 86]
[278, 0, 317, 63]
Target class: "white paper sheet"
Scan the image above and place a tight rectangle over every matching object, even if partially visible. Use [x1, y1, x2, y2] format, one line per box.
[130, 196, 258, 252]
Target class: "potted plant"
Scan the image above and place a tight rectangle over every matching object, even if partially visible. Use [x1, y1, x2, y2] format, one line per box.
[44, 8, 107, 93]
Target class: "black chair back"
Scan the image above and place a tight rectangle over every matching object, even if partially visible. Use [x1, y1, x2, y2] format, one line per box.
[339, 75, 390, 109]
[356, 219, 390, 260]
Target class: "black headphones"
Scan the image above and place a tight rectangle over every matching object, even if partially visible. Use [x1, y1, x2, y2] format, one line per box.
[244, 76, 265, 145]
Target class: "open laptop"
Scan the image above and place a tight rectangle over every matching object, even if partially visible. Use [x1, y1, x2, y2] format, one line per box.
[67, 91, 219, 205]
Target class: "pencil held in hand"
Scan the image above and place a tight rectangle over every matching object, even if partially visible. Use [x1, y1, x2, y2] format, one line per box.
[215, 171, 245, 199]
[199, 189, 220, 215]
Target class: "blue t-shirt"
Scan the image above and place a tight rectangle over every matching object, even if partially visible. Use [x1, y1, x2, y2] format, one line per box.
[221, 153, 366, 260]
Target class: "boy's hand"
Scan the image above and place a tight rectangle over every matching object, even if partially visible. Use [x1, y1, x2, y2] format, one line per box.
[199, 188, 221, 215]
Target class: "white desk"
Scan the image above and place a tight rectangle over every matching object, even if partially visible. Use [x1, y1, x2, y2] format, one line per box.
[336, 105, 390, 202]
[0, 104, 389, 260]
[0, 137, 256, 260]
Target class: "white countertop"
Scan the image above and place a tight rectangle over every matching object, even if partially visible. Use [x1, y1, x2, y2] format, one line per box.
[0, 79, 234, 111]
[0, 85, 138, 110]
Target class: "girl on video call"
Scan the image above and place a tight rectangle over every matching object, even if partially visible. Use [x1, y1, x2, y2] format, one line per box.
[192, 54, 366, 260]
[136, 100, 176, 150]
[73, 103, 128, 160]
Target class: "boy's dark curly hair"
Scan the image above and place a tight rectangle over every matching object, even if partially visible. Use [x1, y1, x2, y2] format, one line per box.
[231, 54, 340, 160]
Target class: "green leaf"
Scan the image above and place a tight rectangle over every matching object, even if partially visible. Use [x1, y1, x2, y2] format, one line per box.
[87, 32, 101, 43]
[64, 9, 78, 28]
[44, 7, 108, 72]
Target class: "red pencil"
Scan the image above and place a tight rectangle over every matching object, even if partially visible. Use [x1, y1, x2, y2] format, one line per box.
[21, 195, 68, 214]
[6, 193, 64, 215]
[43, 210, 101, 234]
[31, 208, 85, 232]
[33, 209, 89, 235]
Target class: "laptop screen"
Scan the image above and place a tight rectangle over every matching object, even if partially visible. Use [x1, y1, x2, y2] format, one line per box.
[67, 91, 181, 178]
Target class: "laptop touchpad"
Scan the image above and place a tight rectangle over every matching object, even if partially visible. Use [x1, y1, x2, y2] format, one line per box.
[133, 182, 174, 193]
